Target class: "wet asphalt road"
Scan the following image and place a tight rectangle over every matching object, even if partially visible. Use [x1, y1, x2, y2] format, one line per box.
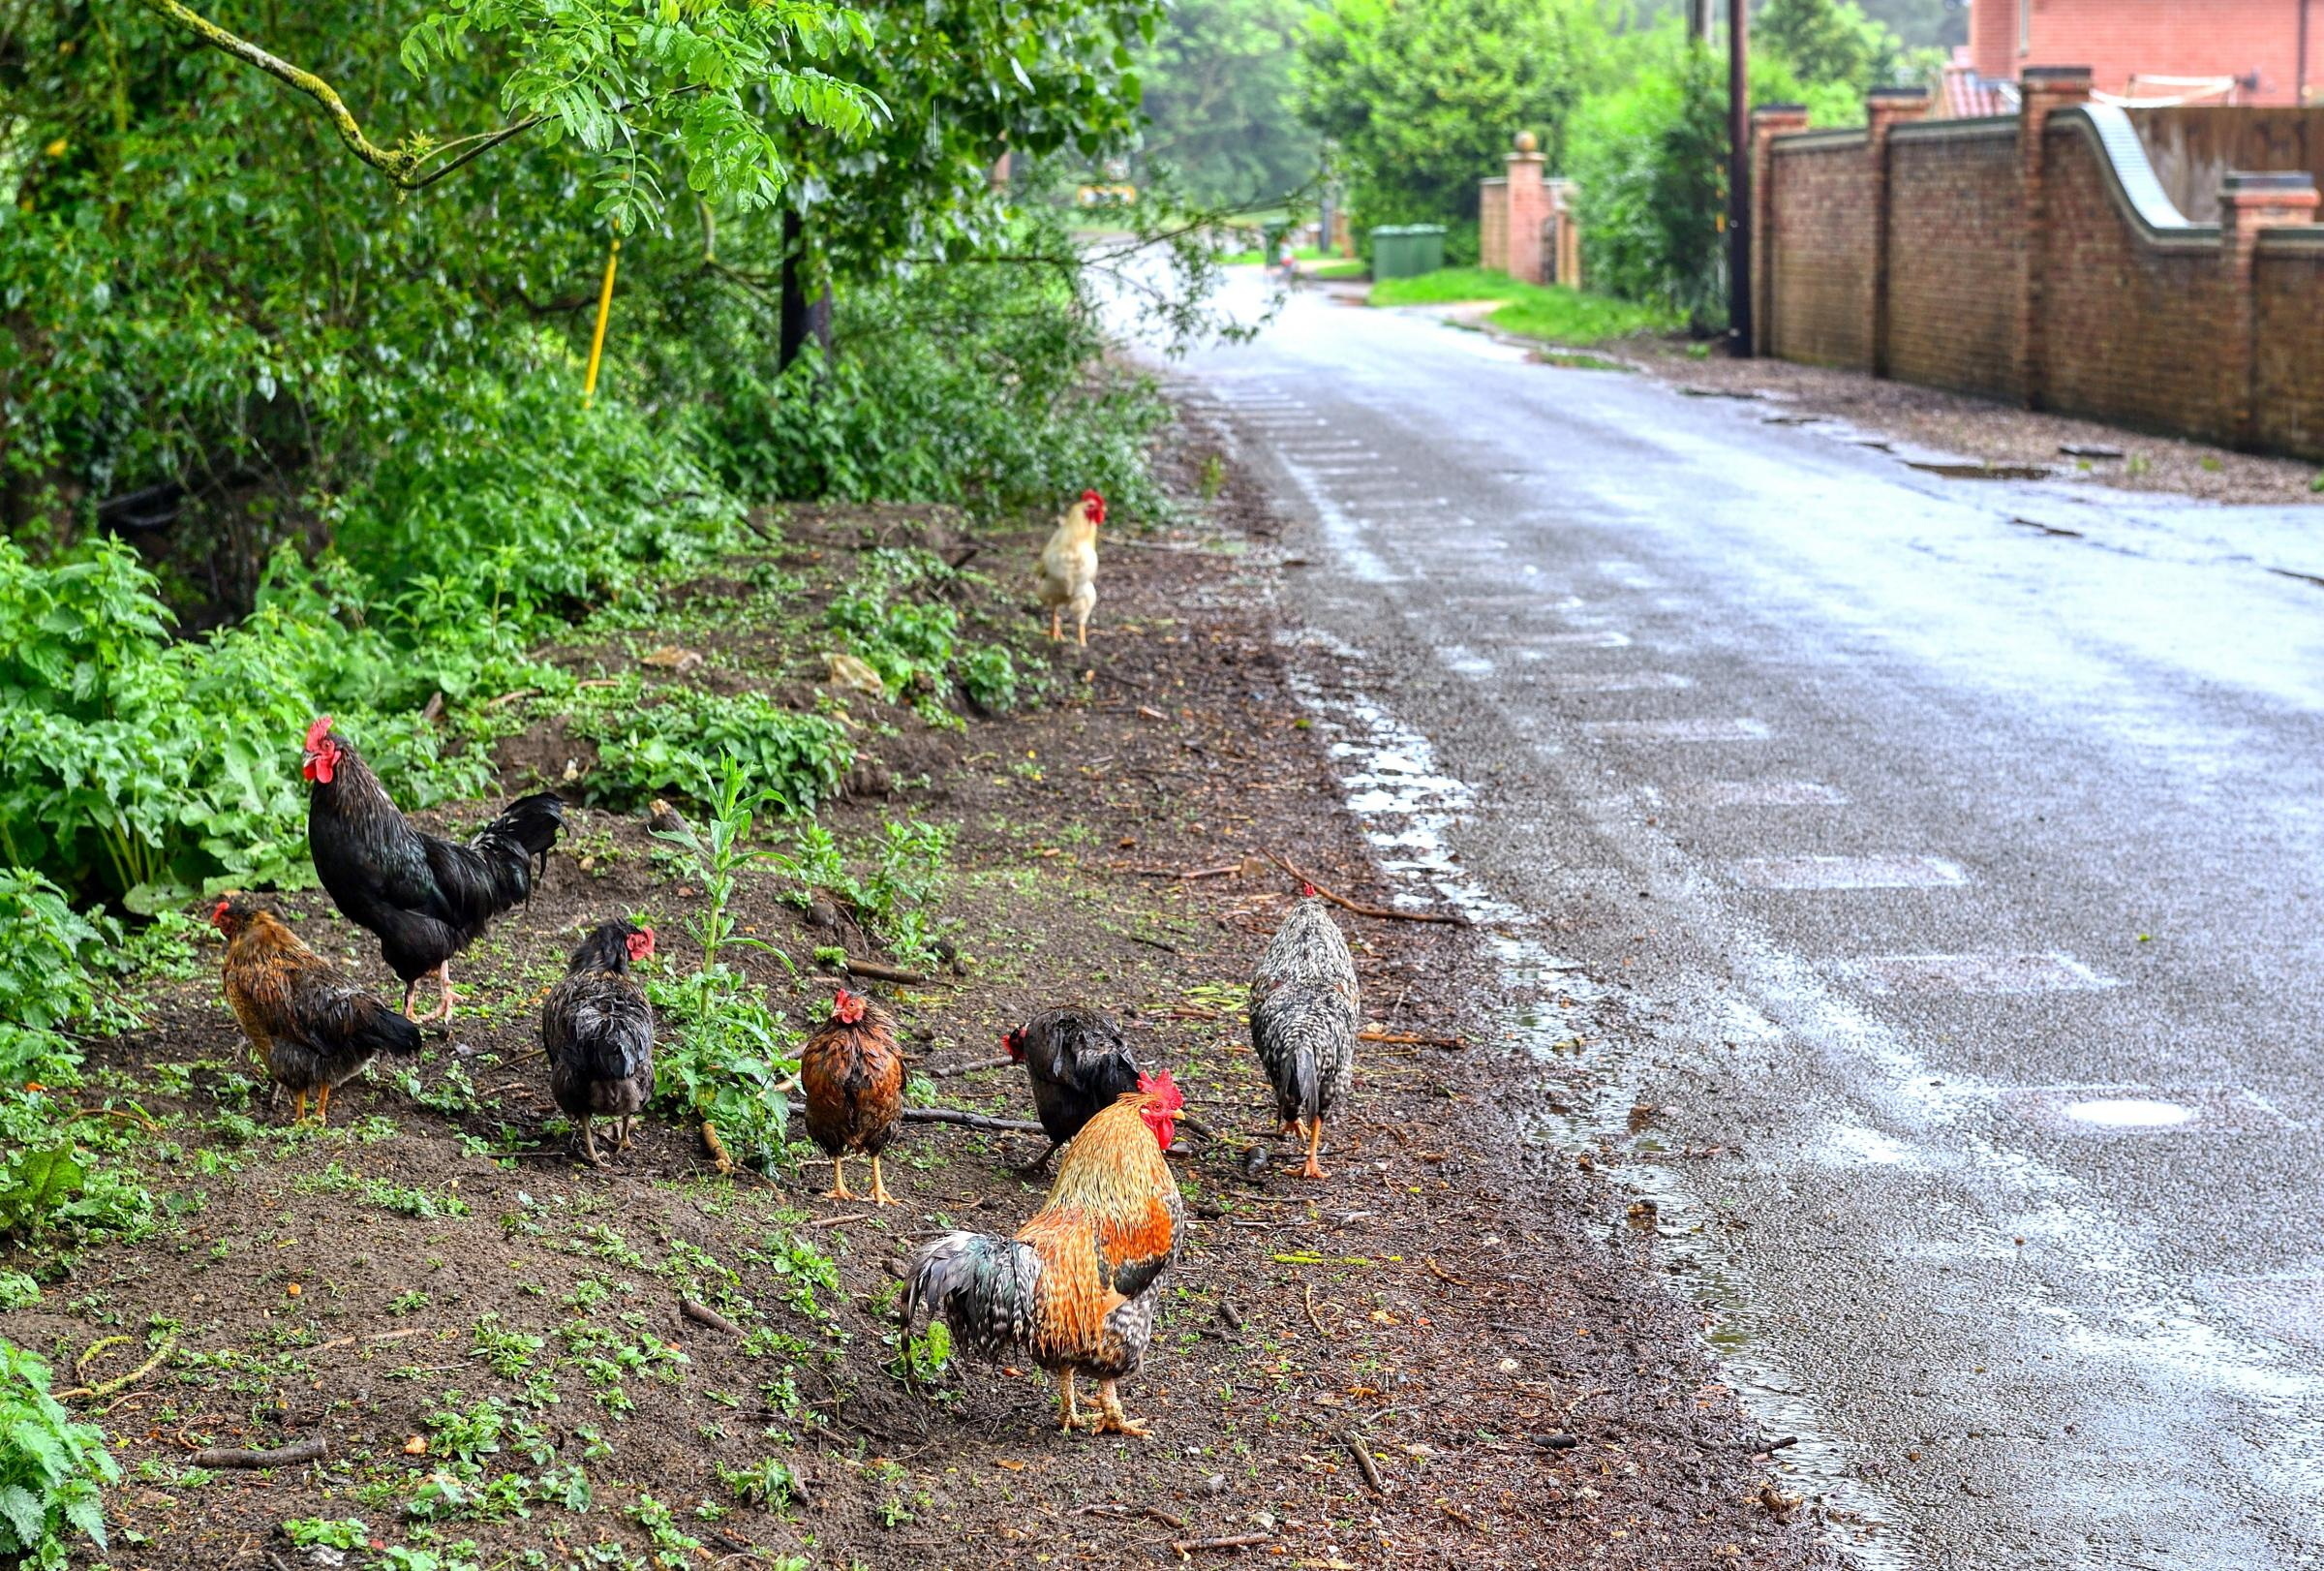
[1153, 274, 2324, 1569]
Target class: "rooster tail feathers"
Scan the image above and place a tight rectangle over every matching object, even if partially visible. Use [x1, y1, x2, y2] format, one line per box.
[1288, 1044, 1320, 1124]
[473, 791, 566, 908]
[902, 1232, 1039, 1357]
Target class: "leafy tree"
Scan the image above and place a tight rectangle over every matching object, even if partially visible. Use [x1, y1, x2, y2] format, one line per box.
[1569, 35, 1727, 326]
[1136, 0, 1320, 207]
[1293, 0, 1610, 262]
[1758, 0, 1901, 94]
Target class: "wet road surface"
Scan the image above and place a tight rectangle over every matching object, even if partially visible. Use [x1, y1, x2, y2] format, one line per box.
[1155, 275, 2324, 1569]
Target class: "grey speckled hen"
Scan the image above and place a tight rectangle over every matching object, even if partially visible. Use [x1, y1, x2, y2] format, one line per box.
[1249, 895, 1360, 1179]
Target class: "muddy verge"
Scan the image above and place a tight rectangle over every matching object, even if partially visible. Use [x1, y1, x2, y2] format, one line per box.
[2, 416, 1823, 1569]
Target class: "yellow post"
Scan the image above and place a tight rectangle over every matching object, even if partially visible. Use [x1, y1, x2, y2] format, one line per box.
[583, 237, 621, 408]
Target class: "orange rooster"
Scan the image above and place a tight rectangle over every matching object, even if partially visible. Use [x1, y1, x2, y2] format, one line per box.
[211, 895, 422, 1124]
[799, 987, 904, 1205]
[1035, 489, 1104, 645]
[902, 1072, 1185, 1435]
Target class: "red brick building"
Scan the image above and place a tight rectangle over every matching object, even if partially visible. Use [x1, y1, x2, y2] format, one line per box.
[1968, 0, 2322, 107]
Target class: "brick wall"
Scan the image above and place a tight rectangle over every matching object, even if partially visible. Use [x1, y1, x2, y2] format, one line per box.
[1970, 0, 2317, 107]
[1885, 124, 2023, 398]
[1756, 95, 2324, 460]
[2035, 120, 2236, 439]
[2253, 238, 2324, 452]
[1766, 136, 1875, 367]
[1480, 177, 1509, 273]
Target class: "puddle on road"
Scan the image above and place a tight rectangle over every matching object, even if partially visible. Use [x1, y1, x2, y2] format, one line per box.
[1277, 629, 1912, 1570]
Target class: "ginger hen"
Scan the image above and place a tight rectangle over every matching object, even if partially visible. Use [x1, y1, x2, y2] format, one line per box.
[1249, 890, 1360, 1179]
[1004, 1006, 1140, 1172]
[903, 1072, 1185, 1435]
[800, 987, 904, 1205]
[211, 896, 422, 1125]
[541, 920, 657, 1165]
[1035, 488, 1104, 645]
[302, 715, 565, 1025]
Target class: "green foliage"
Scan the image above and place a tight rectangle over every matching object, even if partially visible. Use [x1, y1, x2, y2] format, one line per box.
[649, 966, 797, 1172]
[1568, 34, 1730, 327]
[574, 683, 851, 816]
[282, 1519, 371, 1551]
[890, 1319, 953, 1382]
[1294, 0, 1608, 261]
[0, 1338, 119, 1567]
[294, 1163, 471, 1219]
[0, 869, 121, 1077]
[719, 1457, 798, 1509]
[960, 645, 1023, 713]
[1759, 0, 1903, 96]
[1136, 0, 1321, 206]
[769, 818, 955, 970]
[1367, 269, 1678, 344]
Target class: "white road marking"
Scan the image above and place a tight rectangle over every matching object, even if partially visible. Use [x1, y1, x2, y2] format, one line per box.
[1534, 670, 1693, 693]
[1997, 1085, 2293, 1135]
[1728, 855, 1968, 890]
[1841, 952, 2116, 995]
[1583, 718, 1772, 741]
[1515, 631, 1635, 652]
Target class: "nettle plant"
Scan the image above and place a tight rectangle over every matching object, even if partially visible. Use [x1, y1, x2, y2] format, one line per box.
[0, 1338, 119, 1568]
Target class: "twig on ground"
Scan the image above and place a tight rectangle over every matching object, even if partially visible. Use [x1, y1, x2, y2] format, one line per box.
[702, 1122, 737, 1175]
[62, 1106, 165, 1131]
[1358, 1029, 1466, 1049]
[1342, 1430, 1390, 1496]
[926, 1058, 1015, 1080]
[1217, 1296, 1245, 1331]
[315, 1328, 422, 1353]
[484, 688, 538, 709]
[1171, 1534, 1276, 1556]
[1125, 932, 1181, 954]
[1302, 1283, 1330, 1338]
[899, 1107, 1045, 1135]
[803, 1212, 872, 1228]
[1267, 851, 1470, 927]
[194, 1434, 327, 1470]
[1128, 862, 1241, 880]
[57, 1335, 176, 1401]
[831, 957, 937, 985]
[1144, 1504, 1191, 1531]
[1423, 1257, 1471, 1288]
[681, 1299, 742, 1336]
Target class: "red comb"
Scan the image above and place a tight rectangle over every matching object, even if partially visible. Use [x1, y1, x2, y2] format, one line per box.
[1136, 1069, 1183, 1110]
[304, 715, 335, 751]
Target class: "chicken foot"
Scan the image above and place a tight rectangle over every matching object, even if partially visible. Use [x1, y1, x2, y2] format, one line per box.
[313, 1085, 333, 1127]
[577, 1117, 605, 1167]
[1055, 1369, 1084, 1431]
[1048, 609, 1063, 641]
[1089, 1378, 1150, 1437]
[868, 1155, 899, 1206]
[405, 965, 457, 1026]
[1300, 1118, 1328, 1181]
[825, 1156, 856, 1201]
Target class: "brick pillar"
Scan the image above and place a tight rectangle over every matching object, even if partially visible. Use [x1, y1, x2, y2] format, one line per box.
[1506, 132, 1549, 284]
[1749, 104, 1810, 357]
[1864, 86, 1930, 378]
[2015, 65, 2093, 408]
[2219, 170, 2320, 446]
[1546, 177, 1580, 287]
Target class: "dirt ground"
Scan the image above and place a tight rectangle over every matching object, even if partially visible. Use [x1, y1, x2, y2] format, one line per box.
[1, 418, 1825, 1569]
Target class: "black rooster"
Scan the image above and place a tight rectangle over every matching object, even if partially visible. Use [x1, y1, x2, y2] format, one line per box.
[1003, 1006, 1141, 1171]
[302, 715, 565, 1024]
[542, 920, 657, 1165]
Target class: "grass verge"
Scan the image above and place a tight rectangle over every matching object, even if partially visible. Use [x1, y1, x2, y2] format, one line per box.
[1367, 267, 1679, 347]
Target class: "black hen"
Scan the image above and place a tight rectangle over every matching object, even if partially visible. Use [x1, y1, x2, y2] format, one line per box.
[542, 920, 657, 1164]
[1003, 1007, 1141, 1170]
[302, 715, 565, 1024]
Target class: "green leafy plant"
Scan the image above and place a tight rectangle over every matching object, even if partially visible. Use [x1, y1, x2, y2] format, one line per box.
[282, 1518, 371, 1550]
[0, 1338, 119, 1567]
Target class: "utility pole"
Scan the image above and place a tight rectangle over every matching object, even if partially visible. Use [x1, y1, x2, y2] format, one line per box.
[1727, 0, 1752, 355]
[1688, 0, 1712, 43]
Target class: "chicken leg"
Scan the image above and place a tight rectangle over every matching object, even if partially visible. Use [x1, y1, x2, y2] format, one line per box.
[1300, 1119, 1328, 1181]
[406, 965, 456, 1026]
[314, 1085, 333, 1127]
[614, 1116, 636, 1154]
[868, 1155, 899, 1207]
[1055, 1369, 1084, 1431]
[1048, 609, 1062, 641]
[578, 1116, 604, 1167]
[825, 1156, 856, 1201]
[1090, 1378, 1150, 1437]
[291, 1089, 310, 1125]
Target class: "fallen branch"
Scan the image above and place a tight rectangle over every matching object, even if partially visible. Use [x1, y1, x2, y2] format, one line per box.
[1125, 932, 1181, 955]
[1302, 1283, 1330, 1339]
[702, 1122, 737, 1175]
[1267, 851, 1469, 927]
[900, 1107, 1044, 1135]
[681, 1299, 742, 1336]
[1171, 1534, 1275, 1556]
[1342, 1430, 1390, 1497]
[484, 688, 539, 709]
[1128, 863, 1240, 880]
[831, 957, 937, 985]
[802, 1212, 872, 1228]
[1358, 1030, 1466, 1049]
[925, 1058, 1016, 1080]
[316, 1328, 422, 1353]
[193, 1434, 327, 1470]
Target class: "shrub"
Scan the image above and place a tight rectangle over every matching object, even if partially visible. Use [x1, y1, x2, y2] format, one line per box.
[0, 1338, 119, 1568]
[573, 685, 853, 815]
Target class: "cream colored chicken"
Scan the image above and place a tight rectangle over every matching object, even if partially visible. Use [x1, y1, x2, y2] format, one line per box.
[1035, 489, 1105, 645]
